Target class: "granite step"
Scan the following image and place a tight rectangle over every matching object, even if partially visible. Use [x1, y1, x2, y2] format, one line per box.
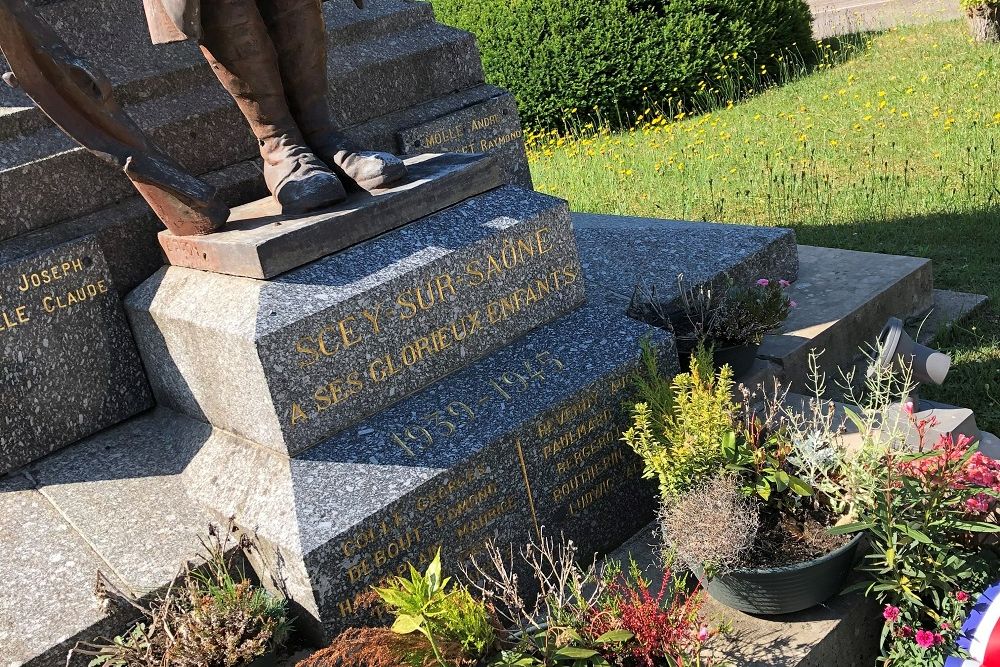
[0, 84, 526, 305]
[0, 408, 214, 667]
[0, 16, 483, 242]
[756, 245, 937, 388]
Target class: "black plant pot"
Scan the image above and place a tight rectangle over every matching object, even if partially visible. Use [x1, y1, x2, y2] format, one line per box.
[247, 653, 278, 667]
[677, 341, 761, 378]
[693, 533, 864, 615]
[712, 343, 761, 379]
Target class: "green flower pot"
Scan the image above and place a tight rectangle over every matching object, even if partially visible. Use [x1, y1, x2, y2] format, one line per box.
[694, 533, 864, 615]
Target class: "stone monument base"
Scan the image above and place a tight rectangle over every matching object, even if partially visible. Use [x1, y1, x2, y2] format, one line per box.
[182, 303, 674, 641]
[128, 185, 586, 457]
[158, 153, 503, 279]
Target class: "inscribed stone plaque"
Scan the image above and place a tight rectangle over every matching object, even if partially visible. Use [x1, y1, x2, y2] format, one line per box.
[127, 186, 585, 457]
[398, 94, 532, 188]
[0, 238, 152, 474]
[181, 303, 673, 639]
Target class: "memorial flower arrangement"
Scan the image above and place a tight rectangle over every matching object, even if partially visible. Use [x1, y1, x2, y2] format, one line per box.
[831, 406, 1000, 665]
[303, 537, 727, 667]
[627, 346, 857, 590]
[628, 275, 793, 376]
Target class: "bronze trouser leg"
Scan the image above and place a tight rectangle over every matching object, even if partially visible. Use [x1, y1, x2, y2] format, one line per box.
[258, 0, 407, 190]
[199, 0, 346, 211]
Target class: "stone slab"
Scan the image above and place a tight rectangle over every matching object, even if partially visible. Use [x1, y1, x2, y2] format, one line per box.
[127, 185, 585, 456]
[398, 92, 531, 188]
[159, 152, 504, 279]
[758, 245, 933, 389]
[612, 523, 881, 667]
[917, 288, 990, 345]
[0, 474, 137, 667]
[181, 303, 675, 640]
[571, 213, 800, 312]
[0, 237, 152, 475]
[29, 408, 214, 596]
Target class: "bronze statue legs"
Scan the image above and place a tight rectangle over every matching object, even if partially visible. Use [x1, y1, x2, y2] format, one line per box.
[199, 0, 406, 213]
[199, 0, 345, 213]
[259, 0, 406, 190]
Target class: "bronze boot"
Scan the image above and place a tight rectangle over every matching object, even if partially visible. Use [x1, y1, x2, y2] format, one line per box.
[259, 0, 407, 191]
[199, 0, 346, 212]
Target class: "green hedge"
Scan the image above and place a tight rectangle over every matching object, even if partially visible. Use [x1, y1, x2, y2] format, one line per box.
[432, 0, 814, 128]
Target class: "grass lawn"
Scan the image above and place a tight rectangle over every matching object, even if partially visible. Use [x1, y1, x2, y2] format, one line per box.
[528, 20, 1000, 431]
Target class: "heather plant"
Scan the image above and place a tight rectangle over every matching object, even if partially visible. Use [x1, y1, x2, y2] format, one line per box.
[629, 275, 793, 352]
[623, 344, 736, 498]
[660, 474, 759, 576]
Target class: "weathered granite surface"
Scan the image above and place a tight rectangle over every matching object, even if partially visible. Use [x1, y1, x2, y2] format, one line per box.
[29, 409, 214, 595]
[0, 474, 138, 667]
[182, 303, 675, 640]
[127, 186, 584, 456]
[398, 93, 531, 188]
[159, 153, 505, 279]
[0, 237, 152, 475]
[572, 213, 800, 311]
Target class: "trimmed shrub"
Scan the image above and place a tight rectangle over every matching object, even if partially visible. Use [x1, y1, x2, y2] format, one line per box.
[432, 0, 814, 128]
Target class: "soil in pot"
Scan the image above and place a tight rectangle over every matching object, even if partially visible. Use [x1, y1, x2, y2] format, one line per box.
[692, 505, 859, 615]
[744, 505, 850, 568]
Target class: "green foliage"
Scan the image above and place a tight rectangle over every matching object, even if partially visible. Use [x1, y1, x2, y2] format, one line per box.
[624, 344, 736, 498]
[375, 550, 496, 664]
[960, 0, 999, 10]
[721, 428, 813, 503]
[714, 279, 793, 346]
[431, 0, 813, 128]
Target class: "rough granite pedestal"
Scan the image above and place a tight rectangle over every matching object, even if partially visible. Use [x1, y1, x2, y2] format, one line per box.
[127, 185, 586, 455]
[0, 236, 152, 475]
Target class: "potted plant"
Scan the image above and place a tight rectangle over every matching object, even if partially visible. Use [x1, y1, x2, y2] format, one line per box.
[625, 346, 862, 614]
[962, 0, 1000, 42]
[628, 275, 795, 378]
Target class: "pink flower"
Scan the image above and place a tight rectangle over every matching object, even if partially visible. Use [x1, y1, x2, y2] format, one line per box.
[756, 278, 770, 287]
[915, 630, 936, 649]
[904, 401, 915, 415]
[966, 495, 992, 514]
[779, 279, 791, 288]
[883, 605, 901, 622]
[940, 623, 951, 631]
[956, 591, 970, 602]
[697, 625, 711, 642]
[789, 300, 798, 308]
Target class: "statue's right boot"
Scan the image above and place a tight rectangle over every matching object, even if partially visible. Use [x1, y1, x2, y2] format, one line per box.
[259, 0, 407, 191]
[198, 0, 346, 213]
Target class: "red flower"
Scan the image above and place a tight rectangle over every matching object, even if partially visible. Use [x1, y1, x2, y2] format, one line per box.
[883, 605, 901, 622]
[956, 591, 970, 602]
[915, 630, 936, 649]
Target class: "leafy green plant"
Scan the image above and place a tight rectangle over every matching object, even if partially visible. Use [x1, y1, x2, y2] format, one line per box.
[431, 0, 813, 128]
[624, 344, 736, 498]
[375, 550, 496, 665]
[961, 0, 999, 10]
[71, 522, 290, 667]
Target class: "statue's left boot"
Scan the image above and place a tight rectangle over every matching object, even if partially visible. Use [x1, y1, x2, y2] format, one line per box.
[259, 0, 407, 191]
